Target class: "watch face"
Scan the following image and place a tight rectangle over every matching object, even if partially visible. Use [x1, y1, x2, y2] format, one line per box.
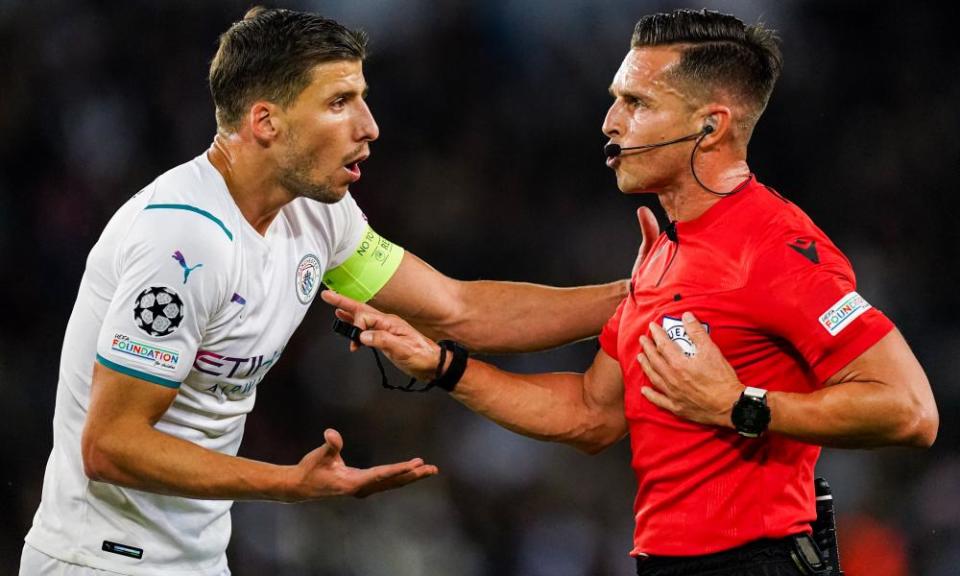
[733, 396, 771, 436]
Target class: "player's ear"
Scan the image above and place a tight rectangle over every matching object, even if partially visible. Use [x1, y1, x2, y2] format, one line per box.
[247, 101, 281, 144]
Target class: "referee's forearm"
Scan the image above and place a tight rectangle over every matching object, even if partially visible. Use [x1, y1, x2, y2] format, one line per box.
[767, 382, 936, 448]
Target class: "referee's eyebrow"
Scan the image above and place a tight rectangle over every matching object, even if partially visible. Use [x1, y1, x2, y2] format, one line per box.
[609, 85, 650, 104]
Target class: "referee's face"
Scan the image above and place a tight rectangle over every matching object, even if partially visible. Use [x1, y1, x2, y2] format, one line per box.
[274, 60, 380, 203]
[602, 47, 699, 195]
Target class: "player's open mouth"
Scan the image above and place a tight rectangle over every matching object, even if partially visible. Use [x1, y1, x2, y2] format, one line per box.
[343, 154, 368, 182]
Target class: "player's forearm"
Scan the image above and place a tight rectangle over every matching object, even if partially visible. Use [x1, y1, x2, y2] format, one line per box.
[433, 280, 628, 354]
[451, 360, 623, 453]
[766, 382, 938, 448]
[83, 424, 295, 501]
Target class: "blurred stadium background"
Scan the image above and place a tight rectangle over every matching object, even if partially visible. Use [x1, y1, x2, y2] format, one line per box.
[2, 0, 958, 574]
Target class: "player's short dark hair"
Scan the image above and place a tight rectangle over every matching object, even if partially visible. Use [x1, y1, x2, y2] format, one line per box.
[631, 9, 782, 131]
[209, 7, 368, 130]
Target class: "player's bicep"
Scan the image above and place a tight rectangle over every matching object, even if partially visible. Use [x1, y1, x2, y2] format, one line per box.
[582, 349, 627, 446]
[82, 362, 179, 479]
[369, 251, 461, 328]
[89, 361, 179, 427]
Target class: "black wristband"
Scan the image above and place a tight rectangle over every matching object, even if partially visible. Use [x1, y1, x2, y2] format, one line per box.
[430, 340, 468, 392]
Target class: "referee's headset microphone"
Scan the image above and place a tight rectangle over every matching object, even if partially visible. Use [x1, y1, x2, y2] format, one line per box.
[602, 123, 714, 158]
[603, 120, 748, 226]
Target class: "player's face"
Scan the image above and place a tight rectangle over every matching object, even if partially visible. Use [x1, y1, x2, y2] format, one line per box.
[602, 47, 699, 194]
[275, 60, 379, 203]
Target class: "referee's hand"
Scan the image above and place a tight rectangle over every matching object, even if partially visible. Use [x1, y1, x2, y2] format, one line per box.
[285, 428, 438, 501]
[636, 312, 744, 428]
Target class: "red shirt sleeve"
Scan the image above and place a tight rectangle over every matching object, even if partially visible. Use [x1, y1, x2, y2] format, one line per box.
[598, 297, 627, 360]
[750, 240, 894, 384]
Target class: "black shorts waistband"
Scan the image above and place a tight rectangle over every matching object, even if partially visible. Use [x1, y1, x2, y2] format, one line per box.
[636, 536, 802, 576]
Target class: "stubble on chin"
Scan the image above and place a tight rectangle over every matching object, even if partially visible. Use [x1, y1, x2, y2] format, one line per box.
[280, 170, 345, 204]
[277, 149, 346, 204]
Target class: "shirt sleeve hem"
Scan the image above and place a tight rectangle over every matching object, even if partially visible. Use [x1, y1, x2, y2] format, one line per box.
[811, 320, 895, 384]
[96, 354, 182, 389]
[598, 330, 619, 361]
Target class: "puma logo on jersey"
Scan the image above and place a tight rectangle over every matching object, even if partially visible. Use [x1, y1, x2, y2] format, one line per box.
[172, 250, 203, 284]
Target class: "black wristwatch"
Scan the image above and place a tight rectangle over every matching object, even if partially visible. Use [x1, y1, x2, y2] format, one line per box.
[731, 387, 771, 438]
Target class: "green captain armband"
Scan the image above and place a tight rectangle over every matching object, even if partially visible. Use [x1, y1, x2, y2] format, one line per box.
[322, 226, 405, 302]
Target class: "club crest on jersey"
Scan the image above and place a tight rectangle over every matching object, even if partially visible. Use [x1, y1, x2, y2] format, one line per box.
[133, 286, 184, 337]
[662, 315, 710, 357]
[296, 254, 321, 304]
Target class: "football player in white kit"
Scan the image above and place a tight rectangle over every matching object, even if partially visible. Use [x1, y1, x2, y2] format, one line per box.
[20, 8, 632, 576]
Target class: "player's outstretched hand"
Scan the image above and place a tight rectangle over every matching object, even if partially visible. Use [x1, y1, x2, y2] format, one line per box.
[633, 206, 660, 277]
[286, 428, 438, 501]
[320, 290, 443, 381]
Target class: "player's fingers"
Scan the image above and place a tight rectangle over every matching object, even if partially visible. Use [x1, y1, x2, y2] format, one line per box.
[317, 428, 343, 461]
[354, 460, 439, 498]
[637, 206, 660, 254]
[334, 308, 355, 324]
[320, 289, 364, 313]
[352, 309, 394, 332]
[321, 290, 390, 318]
[358, 329, 412, 356]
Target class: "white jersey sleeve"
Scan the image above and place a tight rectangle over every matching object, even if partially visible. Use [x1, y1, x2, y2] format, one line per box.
[95, 205, 234, 387]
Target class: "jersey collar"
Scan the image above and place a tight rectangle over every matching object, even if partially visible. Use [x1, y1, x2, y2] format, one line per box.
[673, 174, 758, 237]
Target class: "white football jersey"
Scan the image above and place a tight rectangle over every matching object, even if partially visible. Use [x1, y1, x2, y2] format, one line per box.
[25, 153, 369, 575]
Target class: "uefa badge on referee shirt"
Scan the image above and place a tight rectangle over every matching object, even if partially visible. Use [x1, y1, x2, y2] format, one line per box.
[662, 315, 710, 357]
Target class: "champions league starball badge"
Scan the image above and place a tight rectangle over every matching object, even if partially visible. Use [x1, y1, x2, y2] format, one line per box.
[296, 254, 322, 304]
[133, 286, 184, 337]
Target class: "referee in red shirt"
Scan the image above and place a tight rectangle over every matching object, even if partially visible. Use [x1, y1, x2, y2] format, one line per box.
[323, 9, 939, 576]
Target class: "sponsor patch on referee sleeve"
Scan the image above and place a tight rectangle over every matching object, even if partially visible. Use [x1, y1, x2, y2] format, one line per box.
[819, 291, 872, 336]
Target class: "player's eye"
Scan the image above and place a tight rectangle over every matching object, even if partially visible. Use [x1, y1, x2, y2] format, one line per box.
[330, 97, 347, 111]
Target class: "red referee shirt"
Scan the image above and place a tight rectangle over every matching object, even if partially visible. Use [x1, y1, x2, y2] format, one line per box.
[599, 176, 893, 556]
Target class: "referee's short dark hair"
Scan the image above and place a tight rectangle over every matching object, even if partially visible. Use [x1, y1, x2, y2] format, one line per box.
[209, 7, 368, 131]
[631, 9, 782, 136]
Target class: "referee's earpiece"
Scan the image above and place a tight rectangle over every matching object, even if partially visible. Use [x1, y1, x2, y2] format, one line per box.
[702, 115, 718, 135]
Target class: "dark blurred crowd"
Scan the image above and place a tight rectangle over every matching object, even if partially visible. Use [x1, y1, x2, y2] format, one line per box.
[2, 1, 958, 575]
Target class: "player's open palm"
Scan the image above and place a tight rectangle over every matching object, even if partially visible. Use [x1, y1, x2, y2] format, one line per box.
[288, 428, 438, 501]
